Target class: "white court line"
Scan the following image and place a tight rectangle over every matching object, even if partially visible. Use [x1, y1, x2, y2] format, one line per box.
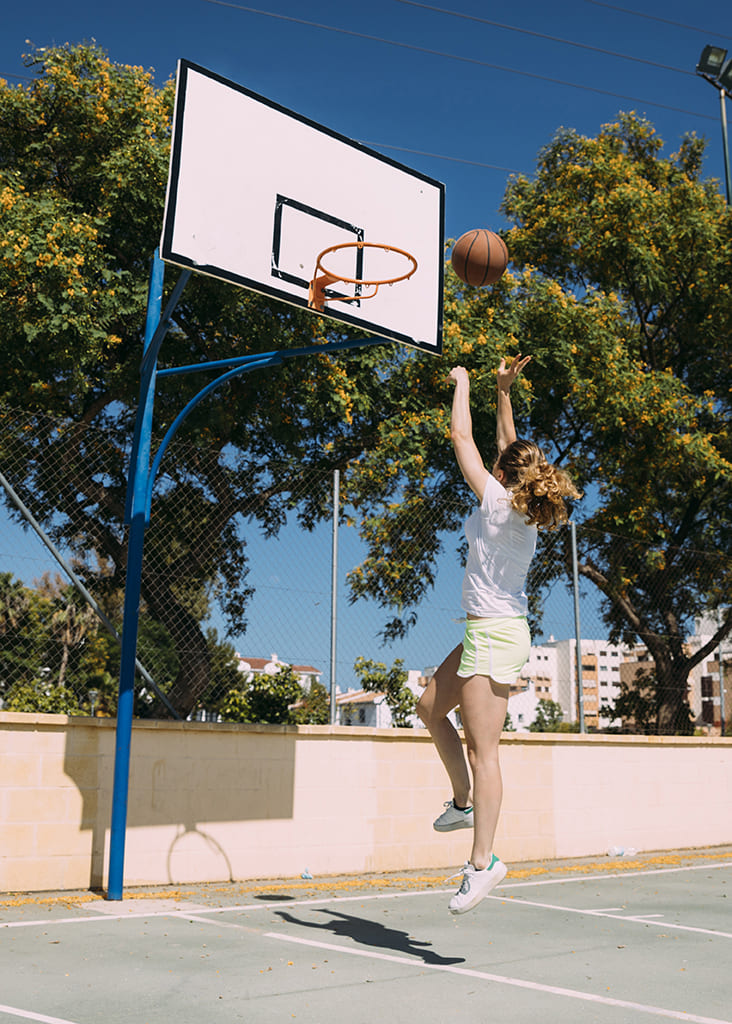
[0, 887, 456, 929]
[263, 930, 732, 1024]
[0, 909, 195, 929]
[153, 859, 732, 919]
[488, 894, 732, 940]
[503, 860, 732, 889]
[0, 1005, 80, 1024]
[1, 859, 730, 931]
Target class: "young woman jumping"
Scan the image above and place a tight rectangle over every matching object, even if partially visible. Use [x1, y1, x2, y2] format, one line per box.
[417, 354, 580, 914]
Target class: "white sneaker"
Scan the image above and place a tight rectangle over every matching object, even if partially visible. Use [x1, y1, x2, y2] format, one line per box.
[448, 855, 507, 914]
[433, 799, 474, 832]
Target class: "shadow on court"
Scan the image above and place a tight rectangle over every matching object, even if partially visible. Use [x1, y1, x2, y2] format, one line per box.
[274, 907, 467, 965]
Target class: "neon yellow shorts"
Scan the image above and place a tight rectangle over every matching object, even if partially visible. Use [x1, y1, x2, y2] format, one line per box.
[457, 616, 531, 684]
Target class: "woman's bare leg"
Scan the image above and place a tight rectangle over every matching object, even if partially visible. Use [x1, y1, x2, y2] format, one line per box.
[459, 674, 510, 869]
[416, 645, 471, 808]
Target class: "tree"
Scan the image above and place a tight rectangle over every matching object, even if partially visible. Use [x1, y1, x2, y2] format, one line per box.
[290, 679, 330, 725]
[36, 572, 117, 698]
[200, 629, 244, 709]
[5, 47, 730, 734]
[0, 573, 52, 699]
[0, 43, 404, 718]
[601, 667, 670, 734]
[501, 114, 732, 734]
[529, 698, 565, 732]
[195, 629, 329, 725]
[49, 586, 98, 686]
[4, 681, 83, 715]
[0, 572, 117, 714]
[344, 114, 732, 735]
[353, 656, 417, 727]
[219, 664, 303, 725]
[0, 572, 30, 635]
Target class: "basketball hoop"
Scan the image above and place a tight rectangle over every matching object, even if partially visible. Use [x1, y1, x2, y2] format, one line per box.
[308, 241, 418, 312]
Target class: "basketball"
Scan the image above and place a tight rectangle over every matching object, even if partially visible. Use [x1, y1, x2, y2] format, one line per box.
[451, 229, 508, 287]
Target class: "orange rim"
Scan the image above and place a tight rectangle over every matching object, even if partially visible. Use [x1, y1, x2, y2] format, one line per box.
[315, 241, 418, 288]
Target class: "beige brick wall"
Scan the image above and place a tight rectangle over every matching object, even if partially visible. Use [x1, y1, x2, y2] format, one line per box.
[2, 712, 732, 893]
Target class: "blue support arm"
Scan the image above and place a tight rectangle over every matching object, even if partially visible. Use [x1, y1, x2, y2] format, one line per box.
[108, 253, 392, 900]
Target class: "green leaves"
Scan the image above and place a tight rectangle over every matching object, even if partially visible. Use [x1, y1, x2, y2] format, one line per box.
[503, 114, 732, 373]
[341, 113, 731, 733]
[3, 46, 729, 730]
[528, 698, 567, 732]
[0, 44, 410, 716]
[353, 656, 416, 727]
[219, 665, 304, 725]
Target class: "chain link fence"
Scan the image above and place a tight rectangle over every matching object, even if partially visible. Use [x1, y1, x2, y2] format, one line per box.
[0, 404, 729, 732]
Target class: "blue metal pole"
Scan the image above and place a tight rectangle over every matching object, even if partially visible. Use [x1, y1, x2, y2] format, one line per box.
[155, 334, 388, 379]
[330, 469, 340, 725]
[105, 259, 389, 898]
[125, 253, 166, 525]
[107, 251, 166, 900]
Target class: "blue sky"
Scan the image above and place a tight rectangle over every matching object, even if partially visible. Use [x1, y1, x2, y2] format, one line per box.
[2, 0, 730, 239]
[1, 1, 730, 687]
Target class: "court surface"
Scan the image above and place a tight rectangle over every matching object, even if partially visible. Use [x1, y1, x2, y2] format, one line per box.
[1, 847, 731, 1024]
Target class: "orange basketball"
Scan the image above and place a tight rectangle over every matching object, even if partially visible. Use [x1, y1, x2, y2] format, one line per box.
[451, 229, 508, 287]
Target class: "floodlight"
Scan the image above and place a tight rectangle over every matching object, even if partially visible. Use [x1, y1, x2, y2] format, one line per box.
[695, 44, 732, 204]
[697, 45, 728, 77]
[719, 59, 732, 93]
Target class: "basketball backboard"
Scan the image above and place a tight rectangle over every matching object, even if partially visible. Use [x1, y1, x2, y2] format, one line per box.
[160, 60, 444, 354]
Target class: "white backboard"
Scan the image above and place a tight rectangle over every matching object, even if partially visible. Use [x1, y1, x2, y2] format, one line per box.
[160, 60, 444, 354]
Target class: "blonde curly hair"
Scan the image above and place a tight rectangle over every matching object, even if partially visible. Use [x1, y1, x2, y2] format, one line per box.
[497, 439, 581, 530]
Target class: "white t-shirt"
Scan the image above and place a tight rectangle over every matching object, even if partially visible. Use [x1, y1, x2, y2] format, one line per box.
[461, 474, 538, 618]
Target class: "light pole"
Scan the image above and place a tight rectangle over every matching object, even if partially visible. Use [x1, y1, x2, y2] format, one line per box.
[696, 45, 732, 205]
[718, 607, 728, 738]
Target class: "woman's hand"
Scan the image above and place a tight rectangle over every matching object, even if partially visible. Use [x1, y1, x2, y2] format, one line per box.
[448, 365, 470, 387]
[496, 354, 531, 392]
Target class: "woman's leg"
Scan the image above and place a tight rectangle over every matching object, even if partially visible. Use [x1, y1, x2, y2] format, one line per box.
[458, 674, 510, 869]
[416, 645, 471, 808]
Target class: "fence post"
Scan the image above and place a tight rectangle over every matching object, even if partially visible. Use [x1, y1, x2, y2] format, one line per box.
[329, 468, 340, 725]
[570, 520, 586, 733]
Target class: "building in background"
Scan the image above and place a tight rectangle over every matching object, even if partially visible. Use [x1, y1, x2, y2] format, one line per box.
[521, 644, 558, 704]
[337, 666, 541, 732]
[687, 616, 731, 735]
[242, 617, 730, 733]
[235, 652, 322, 691]
[700, 654, 732, 734]
[336, 688, 390, 728]
[519, 637, 626, 730]
[337, 669, 459, 729]
[506, 678, 542, 731]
